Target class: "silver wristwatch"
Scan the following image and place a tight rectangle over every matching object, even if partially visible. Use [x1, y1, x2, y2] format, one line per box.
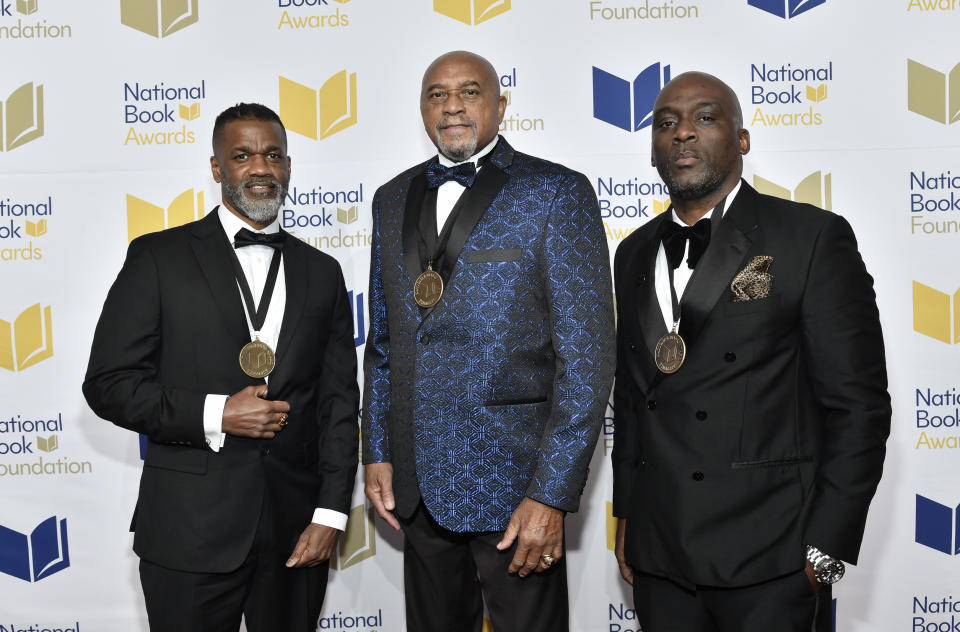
[805, 545, 845, 585]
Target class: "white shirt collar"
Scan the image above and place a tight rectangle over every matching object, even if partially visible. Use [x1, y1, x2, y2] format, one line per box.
[437, 135, 500, 168]
[671, 178, 743, 226]
[217, 204, 281, 240]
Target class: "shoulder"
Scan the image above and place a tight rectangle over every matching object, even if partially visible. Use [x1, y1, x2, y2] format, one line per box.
[376, 160, 429, 194]
[509, 150, 590, 189]
[285, 234, 344, 275]
[126, 215, 201, 257]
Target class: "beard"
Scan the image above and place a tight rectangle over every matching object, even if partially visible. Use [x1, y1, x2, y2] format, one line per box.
[435, 120, 478, 162]
[221, 176, 287, 224]
[658, 151, 727, 201]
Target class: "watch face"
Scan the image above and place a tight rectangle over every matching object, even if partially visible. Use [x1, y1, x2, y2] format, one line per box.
[816, 559, 845, 585]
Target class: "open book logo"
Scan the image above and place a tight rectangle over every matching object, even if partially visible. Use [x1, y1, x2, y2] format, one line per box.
[916, 494, 960, 554]
[337, 205, 357, 225]
[179, 102, 200, 121]
[908, 59, 960, 124]
[652, 198, 670, 215]
[121, 0, 198, 38]
[605, 501, 618, 551]
[126, 188, 204, 243]
[330, 504, 375, 569]
[806, 83, 827, 102]
[36, 434, 58, 452]
[913, 281, 960, 344]
[17, 0, 37, 15]
[25, 219, 47, 237]
[747, 0, 825, 19]
[279, 72, 357, 141]
[0, 516, 69, 582]
[593, 63, 671, 132]
[753, 171, 832, 210]
[434, 0, 510, 25]
[0, 303, 53, 373]
[1, 82, 44, 152]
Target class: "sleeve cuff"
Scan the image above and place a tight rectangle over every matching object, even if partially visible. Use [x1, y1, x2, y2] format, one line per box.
[203, 394, 228, 452]
[312, 508, 348, 531]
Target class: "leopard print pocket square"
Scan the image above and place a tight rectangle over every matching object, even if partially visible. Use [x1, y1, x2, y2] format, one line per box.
[730, 256, 774, 302]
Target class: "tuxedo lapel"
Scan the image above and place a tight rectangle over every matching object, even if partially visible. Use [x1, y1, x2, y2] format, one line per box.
[635, 218, 669, 360]
[402, 169, 428, 286]
[273, 236, 307, 380]
[189, 208, 249, 347]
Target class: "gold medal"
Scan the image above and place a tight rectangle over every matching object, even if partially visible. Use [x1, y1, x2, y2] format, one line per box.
[414, 264, 444, 308]
[654, 328, 686, 374]
[239, 338, 275, 378]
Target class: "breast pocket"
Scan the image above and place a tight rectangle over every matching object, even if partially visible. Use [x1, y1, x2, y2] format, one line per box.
[466, 248, 522, 263]
[723, 293, 781, 317]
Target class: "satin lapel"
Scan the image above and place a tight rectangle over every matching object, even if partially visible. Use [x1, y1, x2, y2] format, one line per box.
[678, 186, 760, 346]
[189, 208, 249, 347]
[272, 236, 307, 380]
[402, 171, 428, 286]
[635, 217, 669, 360]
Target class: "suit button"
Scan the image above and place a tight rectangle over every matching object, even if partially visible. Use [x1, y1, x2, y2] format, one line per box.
[421, 334, 430, 344]
[261, 448, 270, 456]
[647, 400, 657, 411]
[692, 471, 704, 481]
[630, 344, 638, 352]
[724, 352, 736, 362]
[696, 410, 708, 421]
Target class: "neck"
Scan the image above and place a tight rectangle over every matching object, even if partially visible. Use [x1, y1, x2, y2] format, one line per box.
[671, 175, 740, 226]
[223, 203, 272, 231]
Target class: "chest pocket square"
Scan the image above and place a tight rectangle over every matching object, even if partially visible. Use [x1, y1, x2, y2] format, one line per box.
[731, 256, 774, 302]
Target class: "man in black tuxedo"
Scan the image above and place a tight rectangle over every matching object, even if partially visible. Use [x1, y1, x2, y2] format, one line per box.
[83, 104, 359, 632]
[611, 72, 890, 631]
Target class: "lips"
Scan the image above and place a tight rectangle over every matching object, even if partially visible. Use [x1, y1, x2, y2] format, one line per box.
[672, 149, 700, 167]
[244, 179, 278, 197]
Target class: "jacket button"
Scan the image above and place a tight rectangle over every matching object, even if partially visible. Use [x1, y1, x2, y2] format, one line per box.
[647, 400, 657, 411]
[630, 344, 638, 351]
[692, 471, 704, 481]
[696, 410, 708, 421]
[724, 352, 736, 362]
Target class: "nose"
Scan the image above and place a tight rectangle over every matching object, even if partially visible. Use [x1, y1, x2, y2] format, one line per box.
[247, 153, 271, 174]
[443, 92, 465, 116]
[673, 117, 696, 143]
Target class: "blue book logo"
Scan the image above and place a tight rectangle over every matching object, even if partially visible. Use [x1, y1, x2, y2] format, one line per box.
[0, 516, 70, 582]
[593, 63, 671, 132]
[748, 0, 826, 18]
[349, 290, 365, 348]
[915, 494, 960, 554]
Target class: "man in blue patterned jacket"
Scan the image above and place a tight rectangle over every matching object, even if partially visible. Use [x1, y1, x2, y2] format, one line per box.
[362, 51, 615, 632]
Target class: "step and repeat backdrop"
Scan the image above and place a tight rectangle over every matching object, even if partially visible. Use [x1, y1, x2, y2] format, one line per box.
[1, 0, 957, 630]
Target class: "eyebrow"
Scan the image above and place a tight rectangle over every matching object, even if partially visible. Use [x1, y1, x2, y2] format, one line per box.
[653, 100, 723, 117]
[424, 80, 483, 92]
[230, 144, 284, 154]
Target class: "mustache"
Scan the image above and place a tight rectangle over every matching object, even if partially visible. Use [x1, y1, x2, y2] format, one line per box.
[436, 119, 477, 133]
[242, 177, 282, 188]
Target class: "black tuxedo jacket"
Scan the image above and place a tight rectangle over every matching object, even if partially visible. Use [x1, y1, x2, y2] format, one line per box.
[83, 209, 359, 573]
[612, 182, 890, 588]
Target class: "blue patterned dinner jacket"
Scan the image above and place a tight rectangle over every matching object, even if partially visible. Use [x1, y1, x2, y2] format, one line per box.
[362, 137, 615, 533]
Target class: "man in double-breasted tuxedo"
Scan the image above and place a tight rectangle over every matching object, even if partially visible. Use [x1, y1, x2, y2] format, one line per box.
[612, 72, 890, 631]
[83, 104, 359, 632]
[361, 51, 615, 632]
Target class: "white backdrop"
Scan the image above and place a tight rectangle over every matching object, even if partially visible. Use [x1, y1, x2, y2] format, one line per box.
[0, 1, 956, 630]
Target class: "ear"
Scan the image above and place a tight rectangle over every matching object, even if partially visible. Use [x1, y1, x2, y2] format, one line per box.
[210, 155, 222, 183]
[738, 128, 751, 156]
[497, 94, 506, 124]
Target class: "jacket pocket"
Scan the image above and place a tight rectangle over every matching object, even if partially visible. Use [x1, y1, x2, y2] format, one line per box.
[730, 455, 813, 470]
[484, 396, 548, 408]
[143, 443, 209, 475]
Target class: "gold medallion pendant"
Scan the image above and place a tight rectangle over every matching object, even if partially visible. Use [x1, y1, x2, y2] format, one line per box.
[414, 265, 444, 308]
[654, 330, 686, 374]
[239, 339, 276, 378]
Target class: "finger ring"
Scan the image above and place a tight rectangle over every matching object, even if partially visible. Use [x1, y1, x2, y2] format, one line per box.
[541, 554, 555, 566]
[279, 413, 288, 427]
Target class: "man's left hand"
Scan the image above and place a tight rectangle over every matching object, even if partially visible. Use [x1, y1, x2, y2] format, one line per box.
[496, 497, 563, 577]
[804, 561, 823, 593]
[285, 523, 339, 568]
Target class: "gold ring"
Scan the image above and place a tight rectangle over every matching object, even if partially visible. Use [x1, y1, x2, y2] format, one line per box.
[541, 554, 555, 566]
[279, 413, 288, 427]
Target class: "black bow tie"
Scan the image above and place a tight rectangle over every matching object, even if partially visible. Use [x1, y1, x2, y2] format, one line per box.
[662, 218, 711, 269]
[234, 227, 285, 250]
[425, 161, 477, 189]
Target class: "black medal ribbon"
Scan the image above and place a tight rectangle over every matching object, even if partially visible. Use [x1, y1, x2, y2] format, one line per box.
[225, 229, 284, 336]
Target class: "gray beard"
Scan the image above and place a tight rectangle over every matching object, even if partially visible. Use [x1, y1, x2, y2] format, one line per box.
[436, 121, 478, 162]
[222, 178, 287, 224]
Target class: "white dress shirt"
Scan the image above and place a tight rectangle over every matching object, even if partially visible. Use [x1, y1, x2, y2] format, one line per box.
[655, 180, 741, 331]
[435, 135, 499, 231]
[202, 207, 346, 530]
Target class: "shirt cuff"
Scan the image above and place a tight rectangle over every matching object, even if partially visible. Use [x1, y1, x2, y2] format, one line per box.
[203, 394, 228, 452]
[312, 508, 348, 531]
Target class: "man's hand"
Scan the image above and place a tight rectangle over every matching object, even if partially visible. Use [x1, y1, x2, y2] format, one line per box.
[496, 497, 564, 577]
[804, 561, 823, 593]
[365, 462, 401, 531]
[222, 385, 290, 438]
[614, 518, 633, 585]
[285, 523, 339, 568]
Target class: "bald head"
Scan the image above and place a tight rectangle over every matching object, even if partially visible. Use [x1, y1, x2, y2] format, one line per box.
[422, 51, 501, 98]
[656, 71, 743, 129]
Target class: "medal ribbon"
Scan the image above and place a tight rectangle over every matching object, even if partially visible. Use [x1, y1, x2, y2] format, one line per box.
[225, 232, 283, 338]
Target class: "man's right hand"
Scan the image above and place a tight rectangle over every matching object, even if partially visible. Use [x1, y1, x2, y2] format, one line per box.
[222, 385, 290, 439]
[365, 462, 401, 531]
[615, 518, 634, 585]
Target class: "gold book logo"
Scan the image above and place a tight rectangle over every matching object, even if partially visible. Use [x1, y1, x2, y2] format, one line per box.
[434, 0, 510, 25]
[37, 435, 58, 452]
[331, 504, 376, 570]
[753, 170, 832, 211]
[126, 189, 204, 243]
[25, 219, 47, 237]
[0, 304, 53, 372]
[908, 59, 960, 124]
[279, 72, 358, 141]
[605, 501, 617, 551]
[652, 198, 671, 215]
[179, 102, 200, 121]
[913, 281, 960, 344]
[17, 0, 37, 15]
[337, 206, 358, 225]
[806, 83, 827, 103]
[0, 82, 44, 152]
[502, 89, 512, 106]
[121, 0, 199, 39]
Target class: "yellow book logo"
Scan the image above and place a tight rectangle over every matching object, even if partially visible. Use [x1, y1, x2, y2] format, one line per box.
[337, 206, 358, 225]
[605, 501, 617, 551]
[330, 504, 376, 570]
[126, 189, 204, 243]
[0, 304, 53, 372]
[753, 171, 832, 211]
[908, 59, 960, 124]
[502, 89, 512, 106]
[913, 281, 960, 344]
[121, 0, 199, 39]
[37, 435, 58, 452]
[0, 82, 44, 152]
[179, 102, 200, 121]
[805, 83, 827, 103]
[279, 72, 358, 141]
[25, 219, 47, 237]
[17, 0, 37, 15]
[434, 0, 510, 25]
[652, 198, 671, 215]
